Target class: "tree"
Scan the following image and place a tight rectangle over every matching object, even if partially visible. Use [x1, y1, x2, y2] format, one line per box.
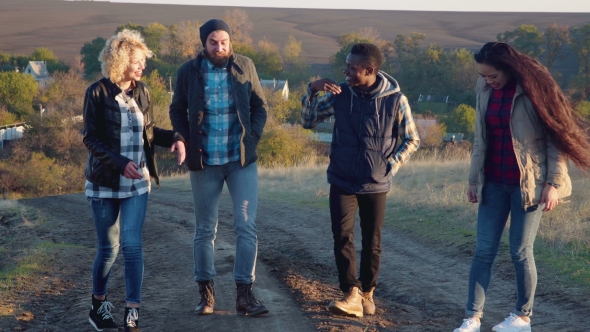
[256, 38, 282, 79]
[176, 20, 201, 59]
[30, 47, 69, 74]
[116, 22, 145, 34]
[30, 47, 58, 62]
[281, 35, 311, 85]
[223, 9, 253, 45]
[38, 69, 87, 114]
[233, 43, 257, 61]
[575, 100, 590, 120]
[0, 71, 38, 119]
[444, 104, 476, 140]
[329, 31, 374, 78]
[80, 37, 106, 79]
[569, 24, 590, 101]
[160, 21, 201, 63]
[447, 48, 478, 106]
[0, 104, 19, 126]
[0, 52, 11, 64]
[414, 115, 446, 148]
[544, 24, 569, 72]
[497, 24, 545, 58]
[144, 22, 168, 55]
[142, 70, 172, 129]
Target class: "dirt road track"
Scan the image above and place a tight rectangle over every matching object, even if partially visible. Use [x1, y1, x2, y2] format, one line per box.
[3, 183, 589, 331]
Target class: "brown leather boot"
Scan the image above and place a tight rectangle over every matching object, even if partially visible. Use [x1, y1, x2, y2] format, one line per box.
[235, 282, 269, 316]
[195, 280, 215, 315]
[328, 286, 363, 317]
[362, 287, 376, 315]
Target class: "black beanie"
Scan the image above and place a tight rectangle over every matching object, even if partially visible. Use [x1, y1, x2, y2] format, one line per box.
[199, 19, 232, 46]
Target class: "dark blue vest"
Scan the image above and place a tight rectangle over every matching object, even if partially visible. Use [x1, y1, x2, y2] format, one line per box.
[327, 83, 401, 194]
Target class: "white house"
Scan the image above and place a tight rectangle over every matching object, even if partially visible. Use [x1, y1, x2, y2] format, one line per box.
[0, 122, 27, 149]
[260, 79, 289, 101]
[24, 61, 52, 88]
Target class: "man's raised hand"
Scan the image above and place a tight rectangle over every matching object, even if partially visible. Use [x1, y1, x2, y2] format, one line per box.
[310, 78, 342, 94]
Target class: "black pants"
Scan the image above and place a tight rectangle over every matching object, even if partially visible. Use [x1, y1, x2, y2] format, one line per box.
[329, 185, 386, 293]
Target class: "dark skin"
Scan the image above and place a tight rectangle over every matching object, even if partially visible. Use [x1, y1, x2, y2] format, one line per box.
[310, 53, 378, 94]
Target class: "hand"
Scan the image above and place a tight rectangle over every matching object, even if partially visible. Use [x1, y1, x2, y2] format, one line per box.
[171, 141, 186, 165]
[310, 78, 341, 94]
[467, 185, 478, 203]
[123, 161, 143, 179]
[540, 183, 559, 212]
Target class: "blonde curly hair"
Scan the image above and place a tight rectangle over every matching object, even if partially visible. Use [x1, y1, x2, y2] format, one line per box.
[98, 29, 154, 83]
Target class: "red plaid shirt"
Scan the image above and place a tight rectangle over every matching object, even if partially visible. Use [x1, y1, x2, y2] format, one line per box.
[484, 80, 520, 186]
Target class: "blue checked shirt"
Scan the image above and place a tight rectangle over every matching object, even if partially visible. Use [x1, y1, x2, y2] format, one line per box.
[85, 91, 150, 198]
[201, 58, 241, 165]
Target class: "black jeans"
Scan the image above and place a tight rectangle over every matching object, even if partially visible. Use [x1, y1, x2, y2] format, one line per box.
[329, 185, 386, 293]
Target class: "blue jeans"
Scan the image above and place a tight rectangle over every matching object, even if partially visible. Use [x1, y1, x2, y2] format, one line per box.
[466, 182, 542, 318]
[190, 161, 258, 284]
[89, 193, 148, 304]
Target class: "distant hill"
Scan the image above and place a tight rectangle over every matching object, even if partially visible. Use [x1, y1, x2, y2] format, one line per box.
[1, 0, 589, 66]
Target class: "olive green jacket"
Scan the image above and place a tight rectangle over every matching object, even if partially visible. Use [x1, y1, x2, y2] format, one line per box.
[468, 77, 571, 209]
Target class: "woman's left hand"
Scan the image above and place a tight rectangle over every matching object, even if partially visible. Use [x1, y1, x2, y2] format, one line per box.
[171, 141, 186, 165]
[540, 184, 559, 212]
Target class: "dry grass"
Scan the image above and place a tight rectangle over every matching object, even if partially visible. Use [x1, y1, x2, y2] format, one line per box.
[157, 150, 590, 285]
[252, 152, 590, 286]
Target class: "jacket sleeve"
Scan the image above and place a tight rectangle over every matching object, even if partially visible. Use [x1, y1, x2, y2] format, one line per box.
[468, 126, 483, 186]
[300, 84, 336, 129]
[545, 135, 568, 185]
[387, 94, 420, 175]
[248, 59, 267, 141]
[82, 85, 131, 174]
[169, 63, 191, 143]
[468, 84, 486, 186]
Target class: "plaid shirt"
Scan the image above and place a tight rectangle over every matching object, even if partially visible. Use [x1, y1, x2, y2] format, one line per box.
[201, 58, 241, 165]
[85, 91, 150, 198]
[484, 80, 520, 186]
[301, 83, 419, 172]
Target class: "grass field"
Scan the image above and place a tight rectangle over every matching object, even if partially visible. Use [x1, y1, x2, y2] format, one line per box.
[254, 152, 590, 288]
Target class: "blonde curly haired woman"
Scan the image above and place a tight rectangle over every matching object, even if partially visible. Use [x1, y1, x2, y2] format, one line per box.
[83, 29, 185, 332]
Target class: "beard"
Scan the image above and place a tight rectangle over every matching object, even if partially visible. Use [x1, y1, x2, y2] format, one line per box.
[203, 44, 233, 68]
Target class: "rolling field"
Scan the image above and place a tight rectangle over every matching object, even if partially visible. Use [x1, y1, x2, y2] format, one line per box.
[1, 0, 589, 65]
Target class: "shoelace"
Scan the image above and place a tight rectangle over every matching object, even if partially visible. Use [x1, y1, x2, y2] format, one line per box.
[500, 313, 526, 326]
[239, 286, 261, 304]
[126, 308, 139, 327]
[460, 318, 479, 328]
[97, 301, 115, 320]
[199, 283, 214, 304]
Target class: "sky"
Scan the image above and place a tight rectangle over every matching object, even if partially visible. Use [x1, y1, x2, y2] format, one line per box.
[92, 0, 590, 12]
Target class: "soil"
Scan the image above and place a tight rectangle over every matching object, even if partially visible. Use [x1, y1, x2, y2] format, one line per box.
[1, 184, 588, 331]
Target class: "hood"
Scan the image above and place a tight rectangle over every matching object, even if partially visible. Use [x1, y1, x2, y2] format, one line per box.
[349, 71, 400, 100]
[347, 71, 401, 130]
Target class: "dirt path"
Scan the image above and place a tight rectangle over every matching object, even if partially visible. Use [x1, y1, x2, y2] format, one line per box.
[2, 185, 588, 331]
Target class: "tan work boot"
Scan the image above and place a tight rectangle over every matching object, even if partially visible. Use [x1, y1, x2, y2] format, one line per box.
[328, 286, 363, 317]
[362, 287, 376, 315]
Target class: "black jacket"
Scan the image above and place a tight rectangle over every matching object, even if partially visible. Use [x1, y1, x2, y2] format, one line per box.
[169, 53, 267, 171]
[83, 77, 183, 190]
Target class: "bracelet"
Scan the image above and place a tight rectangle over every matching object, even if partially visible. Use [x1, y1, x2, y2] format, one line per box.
[547, 182, 560, 189]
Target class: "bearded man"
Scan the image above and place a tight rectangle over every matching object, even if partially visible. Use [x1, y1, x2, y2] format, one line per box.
[169, 18, 268, 317]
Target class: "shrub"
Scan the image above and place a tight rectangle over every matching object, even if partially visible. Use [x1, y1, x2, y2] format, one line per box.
[257, 123, 317, 167]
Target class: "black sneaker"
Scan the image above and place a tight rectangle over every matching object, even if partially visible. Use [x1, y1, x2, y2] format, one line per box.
[124, 307, 141, 332]
[89, 295, 118, 331]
